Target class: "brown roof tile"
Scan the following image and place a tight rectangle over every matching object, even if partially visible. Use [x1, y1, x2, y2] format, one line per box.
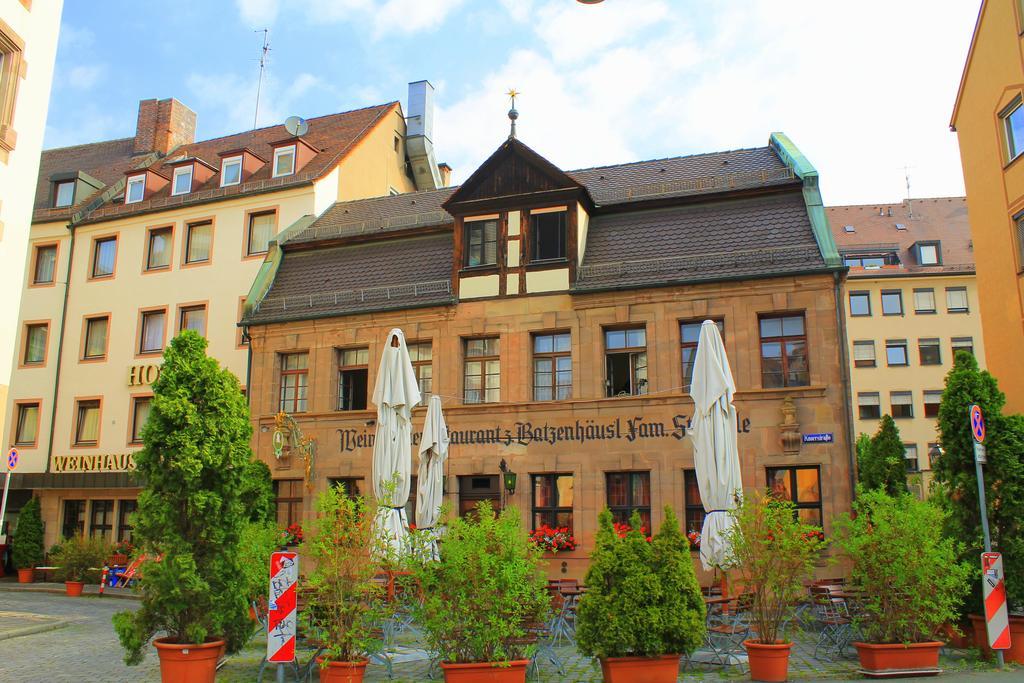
[286, 187, 455, 244]
[827, 197, 973, 276]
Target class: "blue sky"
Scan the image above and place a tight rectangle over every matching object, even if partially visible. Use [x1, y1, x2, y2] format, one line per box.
[46, 0, 979, 205]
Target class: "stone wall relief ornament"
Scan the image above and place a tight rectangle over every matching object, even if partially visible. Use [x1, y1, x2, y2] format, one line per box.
[779, 396, 801, 455]
[273, 411, 317, 491]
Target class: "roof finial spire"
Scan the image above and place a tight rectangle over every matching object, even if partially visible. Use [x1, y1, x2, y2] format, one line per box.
[506, 88, 520, 139]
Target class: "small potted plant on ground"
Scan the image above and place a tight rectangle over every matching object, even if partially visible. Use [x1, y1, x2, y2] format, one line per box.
[52, 533, 109, 596]
[412, 500, 550, 682]
[577, 507, 706, 683]
[113, 333, 270, 683]
[303, 485, 385, 682]
[726, 491, 826, 682]
[836, 488, 970, 675]
[11, 497, 44, 583]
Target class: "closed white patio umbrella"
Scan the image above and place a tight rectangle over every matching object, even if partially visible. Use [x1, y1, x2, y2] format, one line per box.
[372, 328, 421, 557]
[688, 320, 744, 571]
[416, 394, 449, 560]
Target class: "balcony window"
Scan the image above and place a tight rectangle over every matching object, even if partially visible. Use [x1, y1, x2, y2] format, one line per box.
[125, 175, 145, 204]
[464, 337, 500, 404]
[605, 328, 647, 397]
[220, 156, 242, 186]
[54, 180, 74, 207]
[913, 288, 936, 314]
[171, 166, 192, 195]
[891, 391, 914, 419]
[759, 314, 809, 388]
[852, 340, 876, 368]
[337, 348, 369, 411]
[849, 291, 871, 317]
[946, 287, 969, 313]
[273, 145, 296, 177]
[881, 290, 903, 315]
[464, 219, 498, 267]
[918, 338, 941, 366]
[530, 211, 567, 261]
[885, 340, 908, 366]
[858, 392, 881, 420]
[533, 332, 571, 401]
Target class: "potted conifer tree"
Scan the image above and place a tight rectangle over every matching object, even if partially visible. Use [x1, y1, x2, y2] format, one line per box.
[836, 489, 970, 674]
[303, 485, 385, 682]
[725, 491, 826, 682]
[11, 497, 44, 583]
[113, 332, 270, 683]
[412, 501, 549, 682]
[577, 507, 706, 683]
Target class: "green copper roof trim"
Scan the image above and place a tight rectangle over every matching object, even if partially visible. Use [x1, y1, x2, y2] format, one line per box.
[769, 132, 842, 267]
[243, 214, 316, 319]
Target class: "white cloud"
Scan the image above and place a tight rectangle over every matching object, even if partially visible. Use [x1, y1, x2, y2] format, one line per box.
[370, 0, 467, 38]
[186, 70, 325, 137]
[65, 64, 105, 90]
[235, 0, 280, 26]
[235, 0, 463, 38]
[534, 0, 670, 64]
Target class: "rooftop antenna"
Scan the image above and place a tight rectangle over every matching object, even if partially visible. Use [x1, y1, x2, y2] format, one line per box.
[903, 164, 914, 219]
[507, 88, 519, 139]
[253, 28, 271, 130]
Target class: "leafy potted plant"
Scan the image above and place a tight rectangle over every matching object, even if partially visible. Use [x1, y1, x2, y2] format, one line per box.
[577, 507, 706, 683]
[11, 497, 44, 583]
[725, 491, 826, 682]
[303, 486, 385, 682]
[110, 538, 134, 566]
[412, 501, 549, 682]
[52, 533, 109, 596]
[835, 489, 971, 674]
[113, 332, 270, 683]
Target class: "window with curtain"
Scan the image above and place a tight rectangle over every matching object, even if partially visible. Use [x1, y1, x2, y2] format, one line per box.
[918, 338, 941, 365]
[758, 314, 809, 387]
[24, 323, 47, 364]
[33, 244, 56, 284]
[533, 332, 571, 401]
[139, 310, 166, 353]
[117, 500, 138, 542]
[178, 305, 206, 336]
[408, 342, 432, 400]
[951, 337, 974, 359]
[924, 390, 943, 418]
[464, 337, 500, 404]
[185, 221, 212, 264]
[683, 469, 704, 549]
[891, 391, 914, 418]
[464, 219, 498, 267]
[279, 353, 309, 413]
[858, 392, 881, 420]
[146, 227, 172, 270]
[14, 403, 39, 445]
[247, 211, 276, 255]
[945, 287, 969, 313]
[83, 316, 108, 359]
[904, 444, 919, 472]
[62, 500, 86, 539]
[131, 396, 152, 443]
[90, 500, 115, 540]
[91, 237, 117, 277]
[913, 288, 936, 314]
[605, 471, 651, 531]
[274, 479, 303, 527]
[75, 400, 100, 445]
[766, 466, 822, 526]
[852, 340, 876, 368]
[531, 473, 574, 531]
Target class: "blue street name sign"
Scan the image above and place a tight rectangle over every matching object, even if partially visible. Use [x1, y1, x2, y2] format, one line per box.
[802, 433, 834, 444]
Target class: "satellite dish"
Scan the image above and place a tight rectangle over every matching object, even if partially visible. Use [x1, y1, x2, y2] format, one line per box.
[284, 115, 309, 137]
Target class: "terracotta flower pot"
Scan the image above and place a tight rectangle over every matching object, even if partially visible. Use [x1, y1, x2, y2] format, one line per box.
[1006, 615, 1024, 665]
[743, 640, 793, 682]
[853, 641, 943, 673]
[316, 657, 369, 683]
[599, 654, 680, 682]
[64, 581, 85, 597]
[968, 614, 992, 659]
[940, 621, 970, 649]
[153, 637, 224, 683]
[439, 659, 529, 683]
[17, 567, 34, 583]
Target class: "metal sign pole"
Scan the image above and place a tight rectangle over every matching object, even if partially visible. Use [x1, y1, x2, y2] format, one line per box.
[0, 469, 12, 540]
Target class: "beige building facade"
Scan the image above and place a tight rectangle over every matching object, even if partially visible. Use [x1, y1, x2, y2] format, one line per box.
[829, 198, 984, 495]
[3, 83, 444, 547]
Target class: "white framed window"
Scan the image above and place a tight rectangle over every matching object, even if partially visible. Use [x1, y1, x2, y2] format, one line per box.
[273, 146, 296, 177]
[125, 175, 146, 204]
[220, 156, 242, 186]
[54, 180, 75, 207]
[171, 166, 193, 195]
[918, 243, 939, 265]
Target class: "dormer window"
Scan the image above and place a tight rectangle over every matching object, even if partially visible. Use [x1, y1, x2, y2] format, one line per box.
[915, 241, 941, 266]
[220, 156, 242, 186]
[126, 175, 146, 204]
[54, 180, 75, 208]
[273, 145, 296, 177]
[530, 210, 567, 261]
[464, 218, 498, 267]
[171, 166, 193, 195]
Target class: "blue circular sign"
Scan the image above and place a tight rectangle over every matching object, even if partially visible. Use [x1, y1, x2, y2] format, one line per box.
[970, 404, 985, 443]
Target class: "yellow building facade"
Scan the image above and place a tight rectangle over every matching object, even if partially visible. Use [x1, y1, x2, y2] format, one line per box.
[3, 85, 441, 546]
[951, 0, 1024, 413]
[829, 198, 984, 494]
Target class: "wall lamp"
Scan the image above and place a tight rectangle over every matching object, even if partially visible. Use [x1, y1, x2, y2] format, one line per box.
[499, 458, 517, 495]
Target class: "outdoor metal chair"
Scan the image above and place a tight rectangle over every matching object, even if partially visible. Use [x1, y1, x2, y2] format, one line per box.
[687, 593, 752, 669]
[810, 586, 855, 660]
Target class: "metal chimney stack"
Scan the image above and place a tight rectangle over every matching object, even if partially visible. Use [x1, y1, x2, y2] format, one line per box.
[406, 80, 442, 190]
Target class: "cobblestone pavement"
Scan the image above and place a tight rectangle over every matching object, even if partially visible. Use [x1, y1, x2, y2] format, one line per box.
[0, 588, 1015, 682]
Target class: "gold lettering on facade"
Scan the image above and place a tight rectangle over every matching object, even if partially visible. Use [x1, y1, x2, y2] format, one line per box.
[128, 364, 162, 387]
[51, 453, 137, 472]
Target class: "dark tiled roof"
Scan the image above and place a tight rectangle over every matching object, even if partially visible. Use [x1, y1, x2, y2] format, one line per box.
[575, 191, 826, 291]
[246, 232, 455, 324]
[35, 103, 398, 226]
[828, 197, 973, 276]
[568, 147, 795, 206]
[32, 138, 143, 222]
[286, 187, 455, 244]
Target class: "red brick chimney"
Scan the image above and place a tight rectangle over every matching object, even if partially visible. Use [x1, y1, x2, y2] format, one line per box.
[133, 98, 196, 155]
